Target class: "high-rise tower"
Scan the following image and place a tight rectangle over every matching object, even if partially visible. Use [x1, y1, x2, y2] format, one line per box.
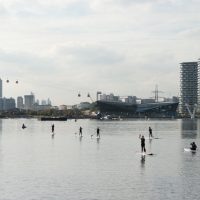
[180, 62, 198, 115]
[24, 93, 35, 110]
[0, 79, 2, 98]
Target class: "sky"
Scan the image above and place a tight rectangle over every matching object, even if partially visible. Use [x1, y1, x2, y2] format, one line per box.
[0, 0, 200, 105]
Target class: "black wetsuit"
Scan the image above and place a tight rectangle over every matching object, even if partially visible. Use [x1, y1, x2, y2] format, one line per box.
[97, 128, 100, 138]
[149, 127, 153, 138]
[190, 143, 197, 151]
[141, 137, 146, 152]
[79, 127, 82, 136]
[51, 124, 54, 133]
[22, 124, 26, 129]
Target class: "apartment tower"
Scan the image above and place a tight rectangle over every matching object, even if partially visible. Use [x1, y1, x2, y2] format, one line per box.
[180, 62, 198, 115]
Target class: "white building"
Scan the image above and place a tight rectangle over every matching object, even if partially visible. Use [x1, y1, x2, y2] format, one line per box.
[24, 93, 35, 110]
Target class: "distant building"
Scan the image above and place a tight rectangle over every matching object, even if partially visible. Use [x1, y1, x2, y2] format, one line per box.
[40, 98, 51, 106]
[141, 98, 155, 104]
[100, 93, 120, 102]
[172, 96, 179, 103]
[0, 79, 2, 98]
[198, 59, 200, 105]
[51, 106, 59, 110]
[99, 93, 138, 104]
[124, 96, 137, 104]
[47, 98, 51, 105]
[17, 96, 24, 109]
[180, 62, 198, 115]
[77, 102, 91, 110]
[0, 97, 16, 111]
[36, 99, 40, 105]
[34, 104, 51, 111]
[24, 93, 35, 110]
[41, 100, 47, 105]
[59, 105, 68, 110]
[59, 105, 73, 110]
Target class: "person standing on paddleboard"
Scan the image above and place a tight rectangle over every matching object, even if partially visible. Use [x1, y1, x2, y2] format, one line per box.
[51, 124, 55, 133]
[79, 126, 83, 137]
[149, 127, 153, 138]
[140, 135, 146, 153]
[97, 127, 100, 138]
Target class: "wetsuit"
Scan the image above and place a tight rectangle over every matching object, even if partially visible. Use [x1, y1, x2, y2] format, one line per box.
[141, 137, 146, 152]
[97, 128, 100, 138]
[190, 143, 197, 151]
[22, 124, 26, 129]
[149, 127, 153, 138]
[51, 124, 54, 133]
[79, 127, 82, 136]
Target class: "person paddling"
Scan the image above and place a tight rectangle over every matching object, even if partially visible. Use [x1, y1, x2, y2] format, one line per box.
[51, 124, 55, 133]
[149, 127, 153, 138]
[190, 142, 197, 151]
[79, 126, 83, 137]
[97, 127, 100, 138]
[22, 124, 26, 129]
[139, 135, 146, 153]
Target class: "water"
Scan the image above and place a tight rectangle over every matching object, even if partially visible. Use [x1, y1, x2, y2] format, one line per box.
[0, 118, 200, 200]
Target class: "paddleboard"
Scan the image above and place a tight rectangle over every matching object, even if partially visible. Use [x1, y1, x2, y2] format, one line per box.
[147, 153, 156, 156]
[137, 152, 156, 156]
[137, 152, 146, 156]
[184, 148, 196, 153]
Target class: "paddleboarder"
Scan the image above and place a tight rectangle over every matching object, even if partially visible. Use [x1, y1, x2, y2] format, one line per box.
[79, 126, 83, 137]
[190, 142, 197, 151]
[97, 127, 100, 138]
[22, 123, 26, 129]
[140, 135, 146, 153]
[149, 127, 153, 138]
[51, 124, 55, 133]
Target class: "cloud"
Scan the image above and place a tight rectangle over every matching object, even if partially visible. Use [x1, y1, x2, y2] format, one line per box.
[0, 0, 92, 18]
[0, 49, 58, 77]
[0, 0, 199, 104]
[57, 44, 124, 66]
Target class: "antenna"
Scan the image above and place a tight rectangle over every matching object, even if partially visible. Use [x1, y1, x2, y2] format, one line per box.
[151, 85, 164, 102]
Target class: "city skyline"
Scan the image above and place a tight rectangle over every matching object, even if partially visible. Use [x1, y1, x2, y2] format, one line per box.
[0, 0, 200, 105]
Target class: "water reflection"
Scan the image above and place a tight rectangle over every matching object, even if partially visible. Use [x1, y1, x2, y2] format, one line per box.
[96, 137, 100, 151]
[79, 136, 83, 142]
[140, 155, 145, 168]
[96, 137, 100, 144]
[181, 119, 198, 139]
[148, 138, 153, 153]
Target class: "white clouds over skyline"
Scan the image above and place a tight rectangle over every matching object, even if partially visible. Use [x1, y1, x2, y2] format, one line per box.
[0, 0, 199, 104]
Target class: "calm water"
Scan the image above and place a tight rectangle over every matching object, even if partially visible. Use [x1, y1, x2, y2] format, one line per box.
[0, 118, 200, 200]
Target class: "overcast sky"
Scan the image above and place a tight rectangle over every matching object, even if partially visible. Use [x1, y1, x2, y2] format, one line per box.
[0, 0, 200, 105]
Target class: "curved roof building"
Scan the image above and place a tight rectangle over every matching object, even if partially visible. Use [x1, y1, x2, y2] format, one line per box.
[96, 101, 178, 118]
